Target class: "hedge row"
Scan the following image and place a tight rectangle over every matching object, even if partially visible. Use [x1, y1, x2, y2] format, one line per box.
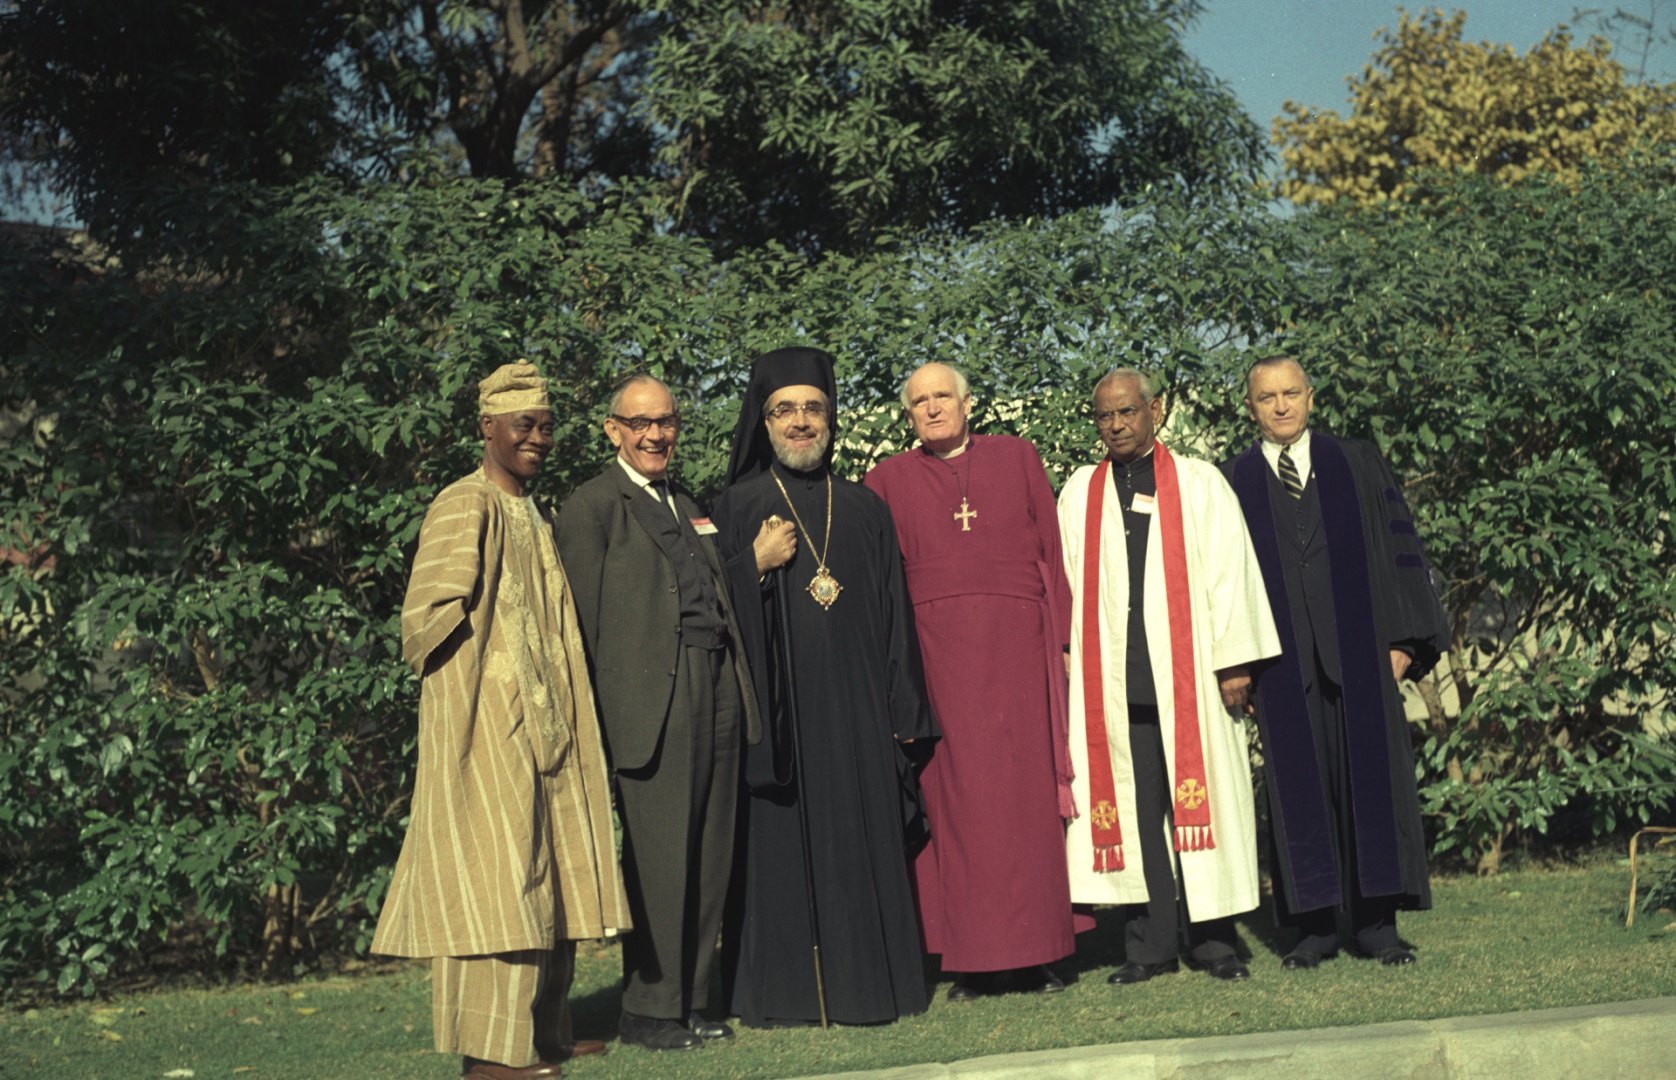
[2, 165, 1672, 995]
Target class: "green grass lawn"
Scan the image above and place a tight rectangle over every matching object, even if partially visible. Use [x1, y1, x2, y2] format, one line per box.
[3, 861, 1673, 1080]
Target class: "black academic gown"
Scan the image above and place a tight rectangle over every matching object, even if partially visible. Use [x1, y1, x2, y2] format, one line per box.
[714, 463, 938, 1027]
[1223, 434, 1448, 921]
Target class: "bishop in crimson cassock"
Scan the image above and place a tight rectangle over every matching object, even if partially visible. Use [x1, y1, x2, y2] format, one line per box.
[864, 362, 1083, 1002]
[1058, 369, 1281, 985]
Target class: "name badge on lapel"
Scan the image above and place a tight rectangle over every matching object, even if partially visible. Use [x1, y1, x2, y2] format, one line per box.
[1130, 493, 1157, 515]
[690, 517, 718, 535]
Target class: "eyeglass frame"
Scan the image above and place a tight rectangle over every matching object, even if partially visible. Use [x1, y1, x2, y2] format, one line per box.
[609, 412, 682, 433]
[763, 401, 830, 423]
[1093, 405, 1147, 428]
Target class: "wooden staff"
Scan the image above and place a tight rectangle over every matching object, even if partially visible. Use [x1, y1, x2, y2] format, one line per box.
[767, 514, 830, 1028]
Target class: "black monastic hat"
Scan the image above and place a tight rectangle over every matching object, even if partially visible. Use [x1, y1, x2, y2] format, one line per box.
[723, 346, 840, 484]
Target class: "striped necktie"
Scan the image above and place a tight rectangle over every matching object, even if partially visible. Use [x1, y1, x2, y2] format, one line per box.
[1278, 444, 1304, 499]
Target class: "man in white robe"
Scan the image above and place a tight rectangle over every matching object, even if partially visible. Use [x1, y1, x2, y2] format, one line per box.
[1058, 368, 1281, 985]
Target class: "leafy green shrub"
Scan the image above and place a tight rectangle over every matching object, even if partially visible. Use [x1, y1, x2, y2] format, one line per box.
[0, 179, 1291, 996]
[4, 157, 1674, 998]
[1251, 160, 1676, 873]
[1640, 845, 1676, 915]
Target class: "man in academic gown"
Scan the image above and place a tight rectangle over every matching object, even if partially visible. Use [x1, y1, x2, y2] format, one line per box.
[554, 374, 760, 1051]
[1058, 368, 1281, 986]
[712, 346, 939, 1028]
[1222, 355, 1448, 969]
[863, 362, 1081, 1001]
[373, 362, 631, 1080]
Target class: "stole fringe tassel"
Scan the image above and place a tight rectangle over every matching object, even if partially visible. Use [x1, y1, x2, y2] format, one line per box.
[1174, 825, 1215, 853]
[1093, 844, 1125, 873]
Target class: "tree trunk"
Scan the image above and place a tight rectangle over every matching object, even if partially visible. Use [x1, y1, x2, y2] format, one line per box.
[261, 882, 297, 977]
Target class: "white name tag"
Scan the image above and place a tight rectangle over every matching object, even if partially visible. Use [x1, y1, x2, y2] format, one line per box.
[690, 517, 718, 535]
[1130, 493, 1157, 515]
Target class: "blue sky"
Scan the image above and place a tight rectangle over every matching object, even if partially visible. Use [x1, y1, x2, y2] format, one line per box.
[5, 3, 1656, 226]
[1185, 1, 1634, 141]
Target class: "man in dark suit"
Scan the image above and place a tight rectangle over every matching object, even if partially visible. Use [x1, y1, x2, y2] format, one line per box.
[555, 374, 761, 1051]
[1222, 356, 1448, 971]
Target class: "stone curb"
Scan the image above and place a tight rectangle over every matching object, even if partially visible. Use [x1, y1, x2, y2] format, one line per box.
[802, 995, 1676, 1080]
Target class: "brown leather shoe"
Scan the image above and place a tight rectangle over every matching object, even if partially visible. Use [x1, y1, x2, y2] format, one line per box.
[461, 1056, 563, 1079]
[535, 1039, 608, 1062]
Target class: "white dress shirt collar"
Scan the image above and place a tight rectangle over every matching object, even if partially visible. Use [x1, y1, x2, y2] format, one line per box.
[1260, 427, 1312, 486]
[617, 456, 677, 515]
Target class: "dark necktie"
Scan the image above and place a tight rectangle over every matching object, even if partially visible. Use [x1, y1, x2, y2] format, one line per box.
[649, 479, 674, 516]
[1278, 444, 1304, 499]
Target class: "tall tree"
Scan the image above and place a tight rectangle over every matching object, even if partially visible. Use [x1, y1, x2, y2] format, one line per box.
[1572, 0, 1676, 81]
[340, 0, 658, 182]
[0, 0, 358, 236]
[1273, 8, 1676, 207]
[1, 0, 1263, 252]
[642, 0, 1265, 253]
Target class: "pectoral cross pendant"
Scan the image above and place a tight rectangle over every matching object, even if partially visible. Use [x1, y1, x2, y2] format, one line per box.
[954, 500, 977, 531]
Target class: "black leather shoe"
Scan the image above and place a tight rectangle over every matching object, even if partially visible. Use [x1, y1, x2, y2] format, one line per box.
[618, 1011, 703, 1051]
[1203, 956, 1250, 981]
[534, 1039, 608, 1062]
[1375, 946, 1417, 966]
[1021, 965, 1065, 994]
[684, 1013, 732, 1040]
[461, 1058, 562, 1079]
[1107, 959, 1179, 985]
[946, 971, 994, 1001]
[1281, 948, 1324, 970]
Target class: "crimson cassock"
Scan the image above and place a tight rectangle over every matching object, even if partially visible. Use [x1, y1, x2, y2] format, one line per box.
[714, 463, 938, 1027]
[864, 434, 1083, 973]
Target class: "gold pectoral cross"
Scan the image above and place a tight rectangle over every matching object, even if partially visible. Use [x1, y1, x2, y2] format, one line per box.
[954, 500, 976, 531]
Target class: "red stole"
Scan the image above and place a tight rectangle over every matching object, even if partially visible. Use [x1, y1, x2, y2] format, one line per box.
[1079, 442, 1215, 873]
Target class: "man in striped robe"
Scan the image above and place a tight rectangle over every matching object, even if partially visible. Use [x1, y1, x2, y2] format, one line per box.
[372, 362, 631, 1080]
[1058, 368, 1280, 986]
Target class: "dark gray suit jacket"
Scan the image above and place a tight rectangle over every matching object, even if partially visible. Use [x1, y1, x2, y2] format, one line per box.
[554, 462, 761, 770]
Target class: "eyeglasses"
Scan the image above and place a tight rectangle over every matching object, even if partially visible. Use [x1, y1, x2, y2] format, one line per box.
[611, 413, 681, 433]
[1094, 406, 1145, 428]
[764, 401, 829, 423]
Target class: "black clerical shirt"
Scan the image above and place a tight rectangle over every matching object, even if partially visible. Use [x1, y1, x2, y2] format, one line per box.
[1111, 451, 1157, 707]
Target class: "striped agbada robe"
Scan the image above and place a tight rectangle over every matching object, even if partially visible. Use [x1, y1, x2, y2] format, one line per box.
[373, 466, 629, 966]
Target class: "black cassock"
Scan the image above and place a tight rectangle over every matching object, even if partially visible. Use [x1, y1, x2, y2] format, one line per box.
[1224, 434, 1448, 925]
[714, 463, 938, 1027]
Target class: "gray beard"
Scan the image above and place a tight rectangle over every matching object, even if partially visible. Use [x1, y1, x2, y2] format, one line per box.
[770, 428, 831, 472]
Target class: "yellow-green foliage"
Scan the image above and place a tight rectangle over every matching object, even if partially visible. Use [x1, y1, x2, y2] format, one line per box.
[1274, 8, 1676, 206]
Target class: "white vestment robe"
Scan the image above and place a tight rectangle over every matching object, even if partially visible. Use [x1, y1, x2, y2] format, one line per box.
[1057, 446, 1282, 920]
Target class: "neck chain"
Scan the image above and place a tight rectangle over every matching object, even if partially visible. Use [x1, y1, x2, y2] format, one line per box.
[935, 441, 977, 532]
[769, 467, 843, 610]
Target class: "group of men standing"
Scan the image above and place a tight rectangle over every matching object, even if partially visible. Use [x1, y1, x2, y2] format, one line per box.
[371, 348, 1447, 1078]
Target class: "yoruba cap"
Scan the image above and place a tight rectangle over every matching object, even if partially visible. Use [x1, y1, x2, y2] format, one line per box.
[478, 361, 550, 415]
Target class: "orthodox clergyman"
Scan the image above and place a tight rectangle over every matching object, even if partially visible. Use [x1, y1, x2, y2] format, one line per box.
[1222, 355, 1448, 969]
[863, 361, 1082, 1001]
[373, 361, 631, 1080]
[713, 346, 939, 1028]
[1058, 368, 1280, 986]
